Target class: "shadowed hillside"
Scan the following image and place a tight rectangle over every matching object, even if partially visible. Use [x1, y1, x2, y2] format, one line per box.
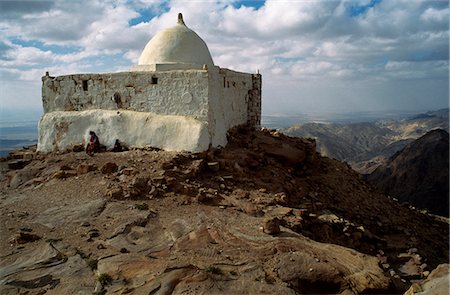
[367, 129, 449, 217]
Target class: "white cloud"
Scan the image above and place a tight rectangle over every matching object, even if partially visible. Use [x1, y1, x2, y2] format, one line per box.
[384, 60, 448, 79]
[4, 2, 105, 44]
[421, 7, 448, 23]
[0, 0, 448, 115]
[0, 42, 55, 66]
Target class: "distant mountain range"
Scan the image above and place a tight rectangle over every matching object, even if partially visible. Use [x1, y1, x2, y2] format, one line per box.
[367, 129, 449, 217]
[283, 108, 449, 174]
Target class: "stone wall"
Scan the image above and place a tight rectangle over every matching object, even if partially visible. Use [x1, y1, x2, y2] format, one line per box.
[39, 68, 261, 152]
[42, 70, 210, 121]
[248, 73, 262, 127]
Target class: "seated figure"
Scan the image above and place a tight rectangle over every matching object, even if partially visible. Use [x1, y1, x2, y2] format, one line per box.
[86, 131, 100, 155]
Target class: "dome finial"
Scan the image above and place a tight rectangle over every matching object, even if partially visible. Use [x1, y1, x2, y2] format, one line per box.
[177, 13, 185, 26]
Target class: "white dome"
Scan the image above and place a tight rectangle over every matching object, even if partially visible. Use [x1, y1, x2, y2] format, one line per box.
[138, 14, 214, 67]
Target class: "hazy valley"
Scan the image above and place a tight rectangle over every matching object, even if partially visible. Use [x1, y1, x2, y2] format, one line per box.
[283, 109, 449, 174]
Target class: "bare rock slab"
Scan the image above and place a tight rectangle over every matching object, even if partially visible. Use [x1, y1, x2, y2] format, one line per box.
[34, 198, 106, 228]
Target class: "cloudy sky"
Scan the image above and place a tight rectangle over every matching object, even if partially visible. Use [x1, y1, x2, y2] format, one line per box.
[0, 0, 448, 119]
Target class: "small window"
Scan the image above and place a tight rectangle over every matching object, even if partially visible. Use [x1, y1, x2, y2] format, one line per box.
[151, 77, 158, 84]
[82, 80, 88, 91]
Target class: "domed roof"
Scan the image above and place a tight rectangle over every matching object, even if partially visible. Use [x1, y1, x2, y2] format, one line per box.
[138, 13, 214, 67]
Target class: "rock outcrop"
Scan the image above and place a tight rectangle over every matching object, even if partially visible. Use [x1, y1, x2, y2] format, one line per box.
[0, 127, 448, 294]
[404, 264, 449, 295]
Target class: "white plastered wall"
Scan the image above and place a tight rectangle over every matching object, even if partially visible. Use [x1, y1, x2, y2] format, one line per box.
[207, 68, 253, 147]
[37, 110, 210, 153]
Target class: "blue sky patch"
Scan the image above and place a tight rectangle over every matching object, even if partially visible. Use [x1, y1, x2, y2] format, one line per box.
[10, 37, 82, 54]
[349, 0, 382, 17]
[411, 51, 433, 61]
[84, 53, 132, 72]
[231, 0, 265, 10]
[128, 3, 171, 26]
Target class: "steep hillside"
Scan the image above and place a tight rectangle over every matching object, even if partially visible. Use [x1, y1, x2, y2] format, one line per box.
[283, 109, 449, 173]
[381, 109, 449, 141]
[0, 127, 448, 294]
[284, 122, 394, 162]
[367, 129, 449, 217]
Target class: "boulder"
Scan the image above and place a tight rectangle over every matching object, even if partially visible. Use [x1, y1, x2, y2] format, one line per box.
[59, 165, 73, 171]
[264, 217, 281, 235]
[128, 176, 150, 198]
[52, 170, 67, 179]
[120, 167, 136, 176]
[107, 187, 124, 199]
[404, 264, 449, 295]
[9, 232, 41, 244]
[207, 162, 219, 172]
[276, 245, 390, 294]
[7, 160, 31, 170]
[8, 166, 41, 189]
[77, 163, 97, 175]
[72, 144, 84, 152]
[101, 162, 118, 174]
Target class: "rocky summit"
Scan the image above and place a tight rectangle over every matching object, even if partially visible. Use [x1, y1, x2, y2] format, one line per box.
[0, 127, 448, 294]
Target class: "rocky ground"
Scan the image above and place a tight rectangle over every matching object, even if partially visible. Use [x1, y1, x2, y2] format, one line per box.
[0, 126, 448, 294]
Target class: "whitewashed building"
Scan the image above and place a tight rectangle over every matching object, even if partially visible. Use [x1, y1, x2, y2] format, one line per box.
[38, 13, 261, 153]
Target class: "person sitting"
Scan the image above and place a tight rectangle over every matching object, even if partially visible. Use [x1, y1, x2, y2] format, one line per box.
[86, 131, 100, 155]
[113, 139, 123, 152]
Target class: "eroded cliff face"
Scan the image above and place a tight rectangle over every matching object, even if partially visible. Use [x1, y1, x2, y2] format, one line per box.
[368, 129, 449, 217]
[1, 127, 448, 294]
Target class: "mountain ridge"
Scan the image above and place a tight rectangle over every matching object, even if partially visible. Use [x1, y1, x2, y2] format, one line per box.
[283, 109, 449, 174]
[367, 129, 449, 217]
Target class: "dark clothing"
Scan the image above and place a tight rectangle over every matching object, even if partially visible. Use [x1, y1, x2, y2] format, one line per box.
[86, 133, 100, 155]
[113, 140, 122, 152]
